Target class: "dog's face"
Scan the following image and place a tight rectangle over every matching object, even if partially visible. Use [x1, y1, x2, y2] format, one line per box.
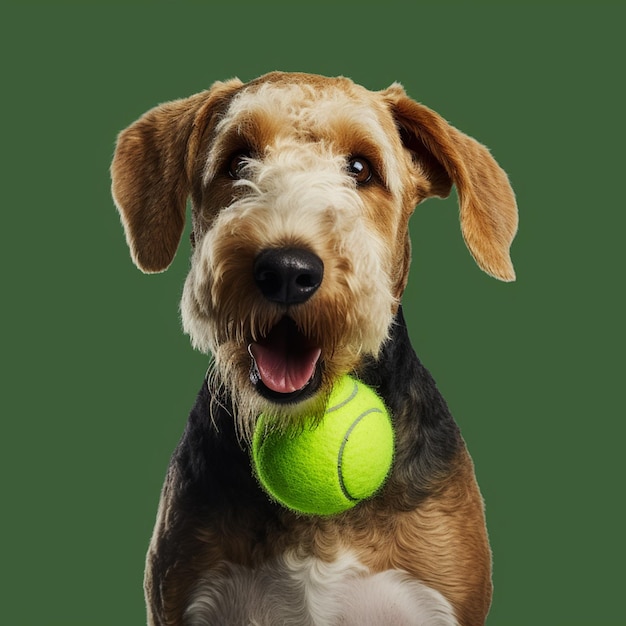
[182, 76, 422, 429]
[111, 72, 517, 435]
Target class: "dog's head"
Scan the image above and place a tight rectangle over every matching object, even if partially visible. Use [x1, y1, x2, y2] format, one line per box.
[111, 72, 517, 434]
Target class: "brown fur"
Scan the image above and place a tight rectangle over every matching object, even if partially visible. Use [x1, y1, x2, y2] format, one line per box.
[112, 80, 244, 272]
[143, 446, 490, 624]
[111, 72, 517, 626]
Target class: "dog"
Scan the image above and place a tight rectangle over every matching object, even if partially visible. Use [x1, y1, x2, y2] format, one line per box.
[111, 72, 517, 626]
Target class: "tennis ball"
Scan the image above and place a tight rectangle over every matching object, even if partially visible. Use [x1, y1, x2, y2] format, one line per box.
[252, 375, 394, 516]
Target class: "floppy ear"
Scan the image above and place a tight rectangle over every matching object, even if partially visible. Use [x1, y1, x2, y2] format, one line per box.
[111, 79, 243, 273]
[385, 85, 518, 282]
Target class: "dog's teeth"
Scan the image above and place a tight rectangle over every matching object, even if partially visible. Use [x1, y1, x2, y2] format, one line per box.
[248, 344, 261, 384]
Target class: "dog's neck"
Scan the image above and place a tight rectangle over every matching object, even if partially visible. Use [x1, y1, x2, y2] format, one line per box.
[357, 305, 462, 506]
[172, 305, 462, 513]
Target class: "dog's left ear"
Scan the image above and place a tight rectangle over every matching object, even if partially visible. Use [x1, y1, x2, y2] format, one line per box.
[111, 79, 243, 273]
[384, 85, 518, 282]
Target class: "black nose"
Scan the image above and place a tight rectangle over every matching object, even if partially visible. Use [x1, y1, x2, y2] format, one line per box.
[253, 248, 324, 305]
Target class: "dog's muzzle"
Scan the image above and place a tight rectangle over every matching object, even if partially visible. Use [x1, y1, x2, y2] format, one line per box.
[249, 248, 324, 402]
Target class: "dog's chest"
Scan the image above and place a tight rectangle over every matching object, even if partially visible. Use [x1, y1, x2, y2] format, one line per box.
[184, 550, 457, 626]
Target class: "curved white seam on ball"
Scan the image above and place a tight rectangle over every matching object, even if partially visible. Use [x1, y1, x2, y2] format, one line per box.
[325, 380, 359, 415]
[337, 408, 383, 502]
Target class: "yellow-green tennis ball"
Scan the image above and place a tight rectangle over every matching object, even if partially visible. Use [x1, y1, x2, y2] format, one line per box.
[252, 375, 394, 516]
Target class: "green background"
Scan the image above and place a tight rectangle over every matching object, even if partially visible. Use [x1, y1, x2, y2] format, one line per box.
[1, 2, 623, 624]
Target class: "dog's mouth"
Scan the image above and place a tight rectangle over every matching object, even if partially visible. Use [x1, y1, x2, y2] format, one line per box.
[249, 316, 322, 403]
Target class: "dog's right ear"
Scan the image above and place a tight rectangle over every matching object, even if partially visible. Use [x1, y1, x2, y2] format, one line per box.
[384, 84, 518, 282]
[111, 79, 243, 273]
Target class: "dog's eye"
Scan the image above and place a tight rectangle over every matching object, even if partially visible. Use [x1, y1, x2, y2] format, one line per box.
[228, 152, 251, 179]
[346, 157, 372, 184]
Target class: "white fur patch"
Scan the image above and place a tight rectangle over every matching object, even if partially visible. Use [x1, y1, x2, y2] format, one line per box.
[185, 551, 458, 626]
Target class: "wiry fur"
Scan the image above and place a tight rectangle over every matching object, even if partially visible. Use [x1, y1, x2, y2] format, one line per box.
[110, 71, 518, 626]
[181, 142, 396, 437]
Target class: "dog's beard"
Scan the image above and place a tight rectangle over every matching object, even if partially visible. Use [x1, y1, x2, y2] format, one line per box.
[205, 293, 398, 440]
[183, 263, 396, 440]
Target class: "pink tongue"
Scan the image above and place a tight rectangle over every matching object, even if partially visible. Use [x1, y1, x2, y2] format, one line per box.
[250, 319, 321, 394]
